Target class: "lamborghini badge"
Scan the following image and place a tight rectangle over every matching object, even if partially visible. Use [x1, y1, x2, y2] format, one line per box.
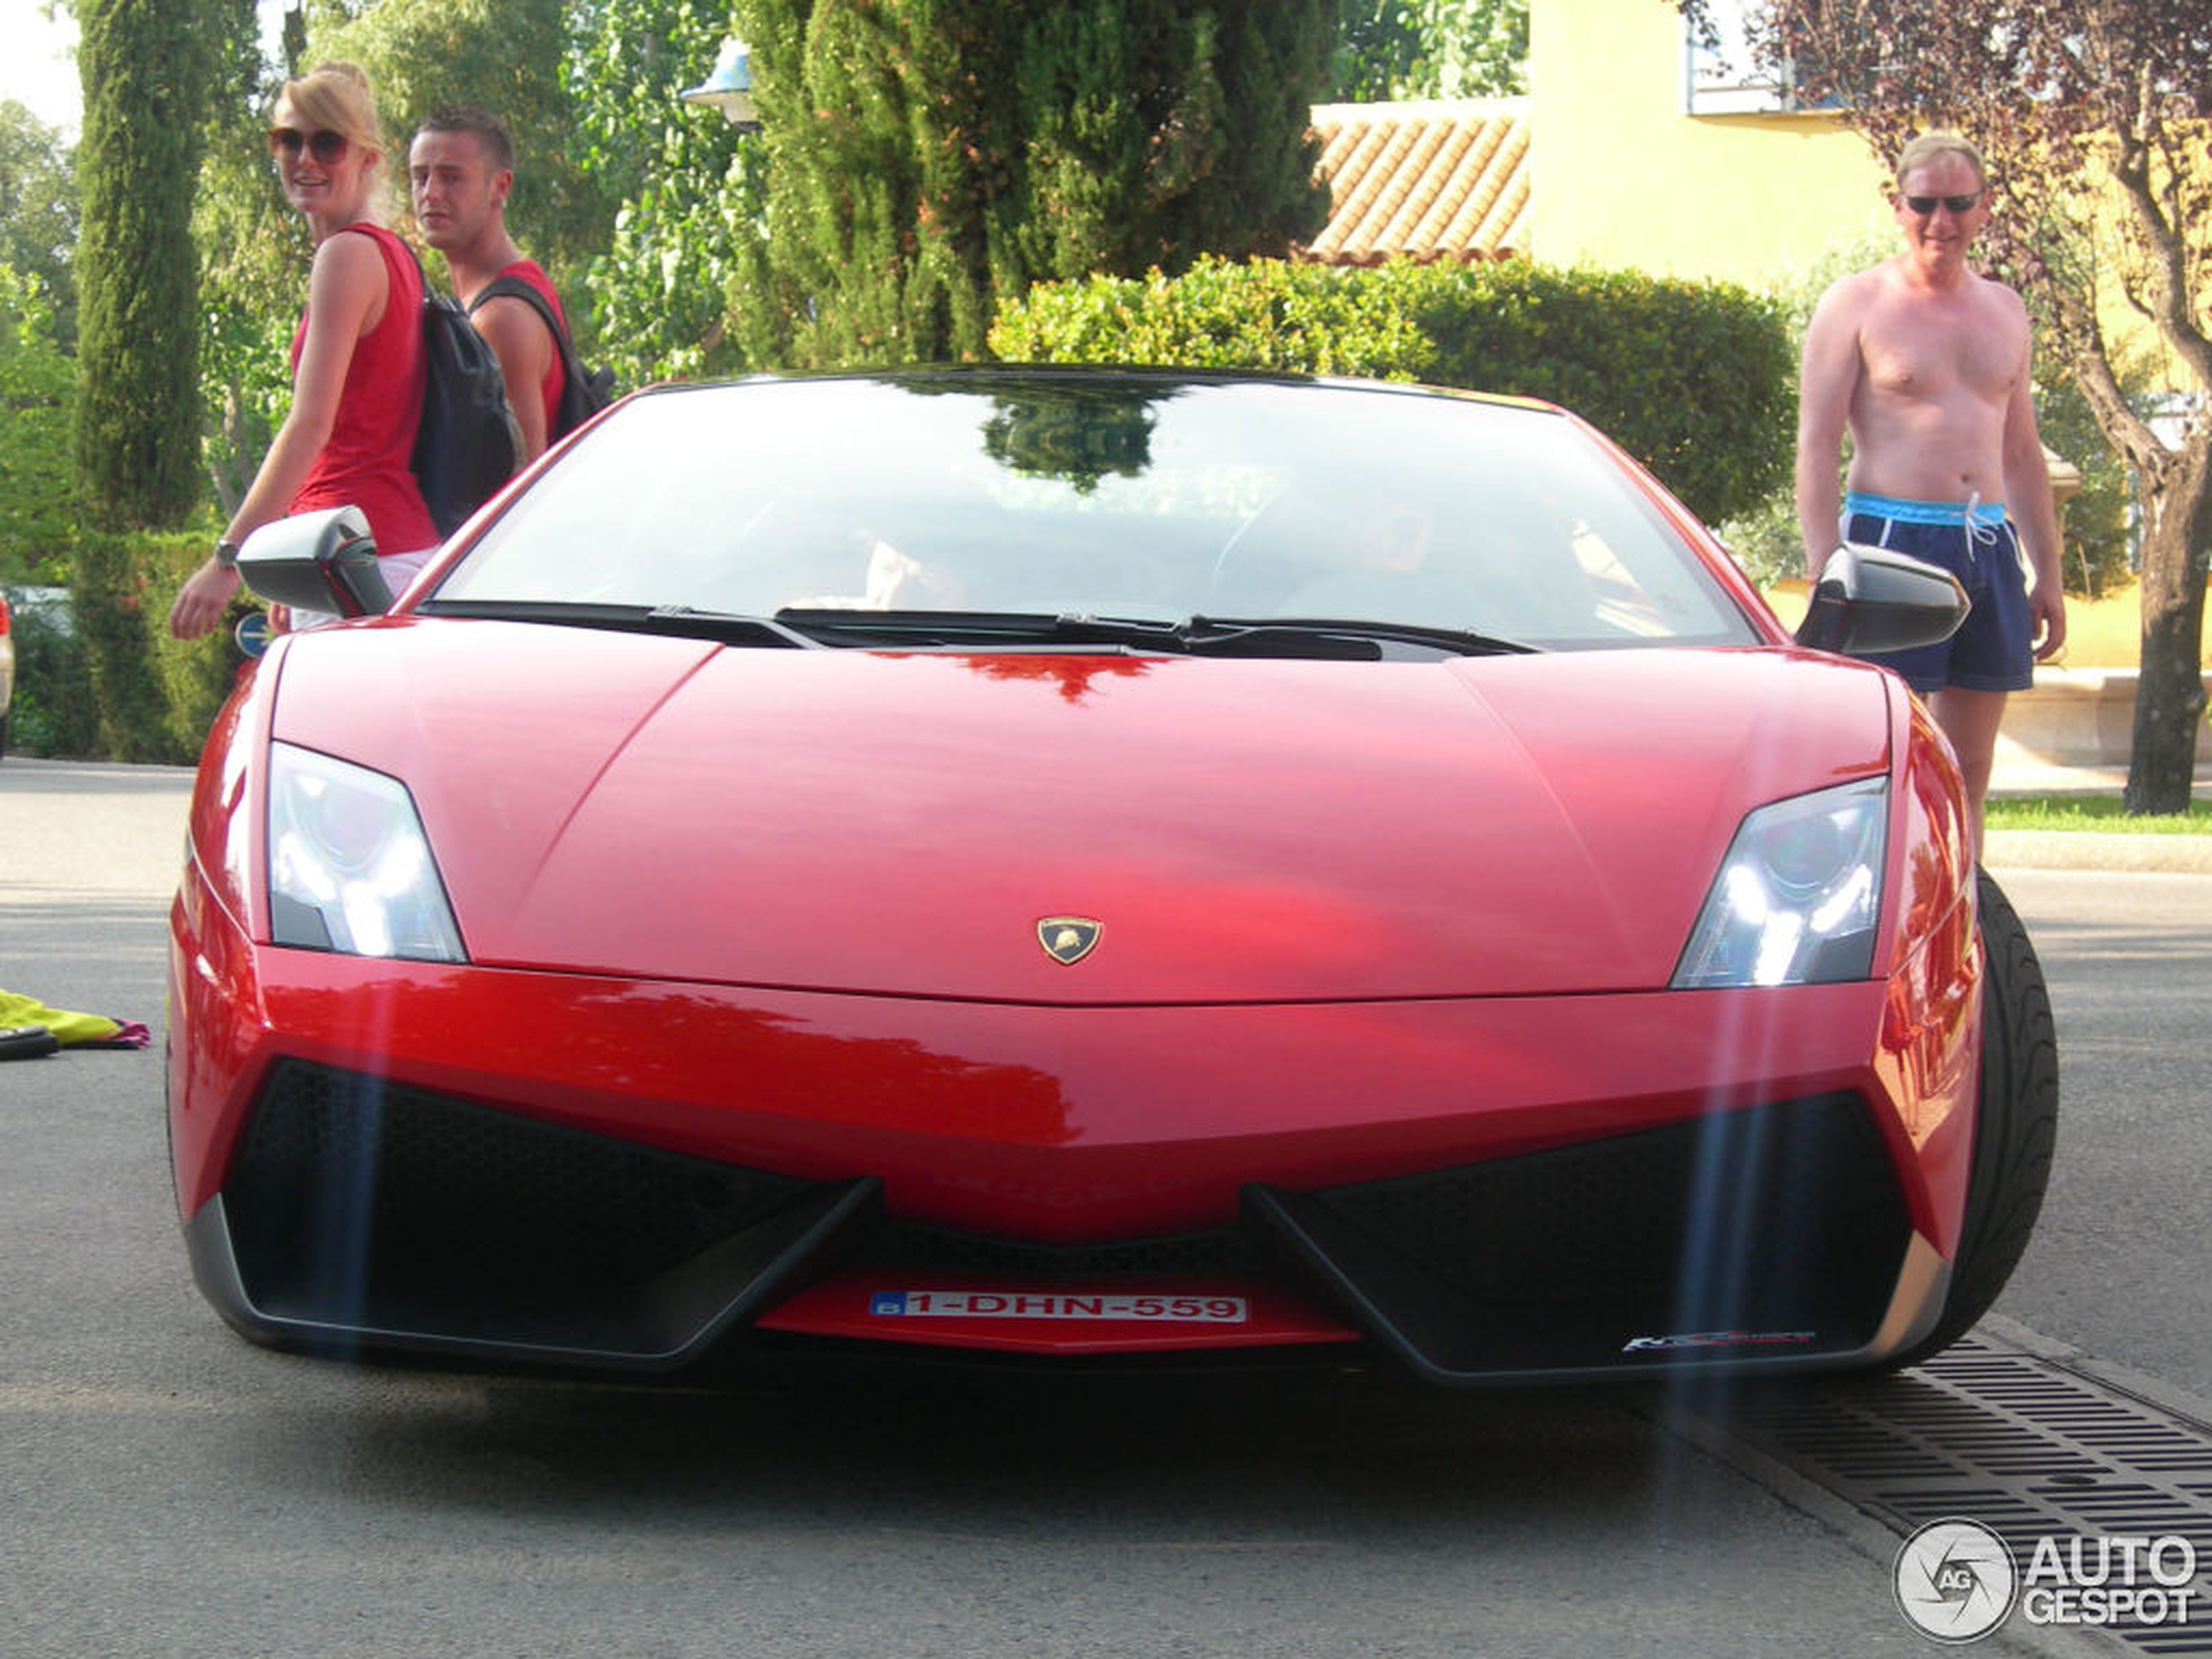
[1037, 917, 1103, 965]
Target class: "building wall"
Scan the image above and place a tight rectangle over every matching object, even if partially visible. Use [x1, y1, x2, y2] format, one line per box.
[1527, 0, 1895, 287]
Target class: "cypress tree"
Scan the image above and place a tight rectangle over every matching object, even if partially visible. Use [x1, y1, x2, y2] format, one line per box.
[742, 0, 1337, 367]
[74, 0, 229, 528]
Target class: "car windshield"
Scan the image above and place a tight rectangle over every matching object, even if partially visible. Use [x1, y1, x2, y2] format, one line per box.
[428, 373, 1759, 651]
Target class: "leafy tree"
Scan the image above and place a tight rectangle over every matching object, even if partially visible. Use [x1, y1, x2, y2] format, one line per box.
[310, 0, 603, 278]
[1332, 0, 1527, 100]
[1703, 0, 2212, 813]
[567, 0, 765, 384]
[738, 0, 1339, 368]
[2034, 360, 2144, 602]
[0, 265, 77, 584]
[194, 0, 300, 518]
[75, 0, 236, 529]
[0, 102, 80, 351]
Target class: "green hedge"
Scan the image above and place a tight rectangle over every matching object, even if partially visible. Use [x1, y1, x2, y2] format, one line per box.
[67, 529, 247, 765]
[990, 256, 1795, 527]
[4, 596, 98, 757]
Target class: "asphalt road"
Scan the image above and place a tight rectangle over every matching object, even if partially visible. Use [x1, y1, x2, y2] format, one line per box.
[2, 758, 2202, 1658]
[1985, 865, 2212, 1388]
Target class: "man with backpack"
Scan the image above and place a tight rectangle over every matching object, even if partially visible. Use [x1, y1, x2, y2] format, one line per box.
[408, 106, 608, 465]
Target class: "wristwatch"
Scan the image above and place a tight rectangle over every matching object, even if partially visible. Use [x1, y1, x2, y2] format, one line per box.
[214, 539, 241, 568]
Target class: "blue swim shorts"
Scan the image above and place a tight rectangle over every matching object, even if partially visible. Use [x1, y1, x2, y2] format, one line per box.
[1837, 491, 2033, 694]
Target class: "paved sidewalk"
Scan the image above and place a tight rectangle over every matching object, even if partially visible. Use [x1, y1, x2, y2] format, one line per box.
[1983, 745, 2212, 873]
[1986, 741, 2212, 798]
[1984, 826, 2212, 873]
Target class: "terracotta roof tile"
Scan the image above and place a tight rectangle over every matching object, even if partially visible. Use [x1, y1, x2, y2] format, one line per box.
[1302, 98, 1530, 266]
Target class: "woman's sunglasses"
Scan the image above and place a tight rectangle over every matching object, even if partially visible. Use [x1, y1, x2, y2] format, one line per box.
[266, 126, 348, 165]
[1903, 192, 1981, 215]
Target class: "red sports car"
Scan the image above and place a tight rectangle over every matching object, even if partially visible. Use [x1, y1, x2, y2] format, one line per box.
[167, 368, 2056, 1384]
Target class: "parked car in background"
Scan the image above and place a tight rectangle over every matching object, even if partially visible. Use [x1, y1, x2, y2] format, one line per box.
[166, 368, 2058, 1387]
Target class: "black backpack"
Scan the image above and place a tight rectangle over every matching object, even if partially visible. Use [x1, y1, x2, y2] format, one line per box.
[405, 246, 521, 537]
[470, 275, 616, 441]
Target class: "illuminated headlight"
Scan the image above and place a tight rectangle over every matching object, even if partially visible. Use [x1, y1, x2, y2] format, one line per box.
[267, 742, 466, 961]
[1672, 778, 1886, 988]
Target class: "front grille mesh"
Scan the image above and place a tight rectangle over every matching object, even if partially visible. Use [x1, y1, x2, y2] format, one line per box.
[218, 1063, 1911, 1375]
[224, 1061, 808, 1316]
[1308, 1092, 1911, 1340]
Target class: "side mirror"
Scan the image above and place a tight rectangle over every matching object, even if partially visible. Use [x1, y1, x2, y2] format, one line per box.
[1794, 543, 1967, 655]
[236, 506, 395, 619]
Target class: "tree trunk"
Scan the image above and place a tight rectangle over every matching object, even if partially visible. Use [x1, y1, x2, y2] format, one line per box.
[2125, 437, 2212, 814]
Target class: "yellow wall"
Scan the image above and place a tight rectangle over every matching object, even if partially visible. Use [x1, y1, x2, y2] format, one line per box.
[1527, 0, 1895, 287]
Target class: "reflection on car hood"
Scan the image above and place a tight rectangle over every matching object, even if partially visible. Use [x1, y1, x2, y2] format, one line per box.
[268, 620, 1892, 1001]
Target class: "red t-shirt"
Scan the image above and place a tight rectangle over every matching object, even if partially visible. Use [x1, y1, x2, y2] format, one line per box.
[489, 259, 570, 441]
[288, 223, 440, 555]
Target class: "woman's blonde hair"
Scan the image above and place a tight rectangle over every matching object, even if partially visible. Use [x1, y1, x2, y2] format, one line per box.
[273, 60, 394, 218]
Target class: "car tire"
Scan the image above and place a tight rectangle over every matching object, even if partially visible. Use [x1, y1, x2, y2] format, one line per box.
[1885, 870, 2060, 1369]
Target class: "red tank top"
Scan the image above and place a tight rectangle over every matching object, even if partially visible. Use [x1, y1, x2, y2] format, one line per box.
[288, 224, 440, 555]
[491, 259, 570, 439]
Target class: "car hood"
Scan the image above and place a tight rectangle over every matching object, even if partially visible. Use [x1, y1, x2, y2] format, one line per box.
[268, 621, 1892, 1001]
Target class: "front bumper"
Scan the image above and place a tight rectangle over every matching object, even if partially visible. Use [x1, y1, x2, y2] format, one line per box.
[181, 1056, 1942, 1380]
[169, 882, 1977, 1380]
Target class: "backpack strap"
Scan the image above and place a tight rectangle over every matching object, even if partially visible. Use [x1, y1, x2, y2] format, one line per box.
[469, 274, 571, 352]
[391, 233, 433, 298]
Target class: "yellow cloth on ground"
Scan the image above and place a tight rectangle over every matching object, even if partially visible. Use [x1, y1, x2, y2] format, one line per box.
[0, 990, 125, 1046]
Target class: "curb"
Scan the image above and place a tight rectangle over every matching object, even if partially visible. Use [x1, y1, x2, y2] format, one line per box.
[1983, 828, 2212, 874]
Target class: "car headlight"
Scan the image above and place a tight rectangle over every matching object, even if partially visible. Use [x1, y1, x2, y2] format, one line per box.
[1672, 777, 1886, 988]
[267, 742, 467, 962]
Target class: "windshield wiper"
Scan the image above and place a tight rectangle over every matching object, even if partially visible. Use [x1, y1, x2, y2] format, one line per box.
[1181, 616, 1538, 658]
[773, 609, 1534, 658]
[420, 601, 1537, 659]
[647, 604, 826, 647]
[772, 608, 1153, 648]
[415, 598, 825, 648]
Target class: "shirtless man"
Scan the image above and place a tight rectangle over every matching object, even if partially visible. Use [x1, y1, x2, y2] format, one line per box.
[1797, 132, 2067, 852]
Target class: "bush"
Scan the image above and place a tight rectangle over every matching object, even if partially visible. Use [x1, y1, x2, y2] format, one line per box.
[71, 528, 246, 765]
[991, 256, 1795, 526]
[1711, 491, 1802, 590]
[2034, 368, 2136, 599]
[5, 591, 98, 757]
[0, 265, 78, 589]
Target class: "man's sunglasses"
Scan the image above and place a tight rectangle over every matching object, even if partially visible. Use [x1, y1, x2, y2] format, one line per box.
[1903, 192, 1981, 215]
[266, 126, 348, 164]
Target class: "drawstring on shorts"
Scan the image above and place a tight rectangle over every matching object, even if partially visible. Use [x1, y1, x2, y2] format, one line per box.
[1842, 491, 2008, 569]
[1962, 491, 2001, 562]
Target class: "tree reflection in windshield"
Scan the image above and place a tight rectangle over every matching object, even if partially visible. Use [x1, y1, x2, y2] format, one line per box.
[977, 383, 1170, 496]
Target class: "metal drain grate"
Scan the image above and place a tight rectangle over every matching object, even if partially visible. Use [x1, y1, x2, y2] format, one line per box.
[1683, 1336, 2212, 1654]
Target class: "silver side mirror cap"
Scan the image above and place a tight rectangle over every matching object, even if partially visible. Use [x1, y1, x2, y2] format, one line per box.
[236, 506, 395, 619]
[1794, 543, 1968, 656]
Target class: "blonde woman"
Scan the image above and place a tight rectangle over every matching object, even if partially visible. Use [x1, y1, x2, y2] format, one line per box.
[171, 61, 438, 638]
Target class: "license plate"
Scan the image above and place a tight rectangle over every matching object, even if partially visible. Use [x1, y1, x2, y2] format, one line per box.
[868, 1290, 1248, 1324]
